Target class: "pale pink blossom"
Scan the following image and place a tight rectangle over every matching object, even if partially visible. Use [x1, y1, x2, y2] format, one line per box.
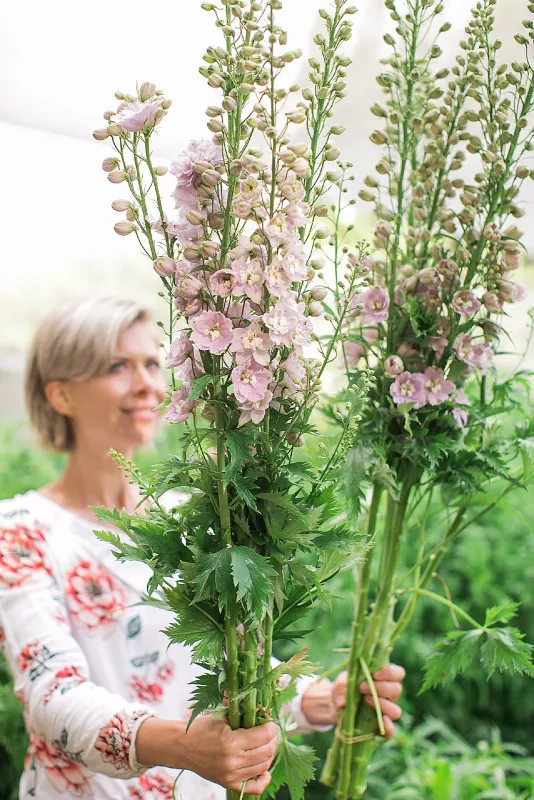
[111, 100, 160, 132]
[344, 340, 365, 369]
[231, 324, 272, 365]
[170, 139, 223, 187]
[231, 258, 265, 304]
[278, 172, 305, 202]
[452, 388, 471, 428]
[237, 390, 274, 427]
[390, 371, 426, 409]
[278, 243, 308, 282]
[385, 355, 404, 377]
[280, 352, 307, 397]
[232, 361, 273, 404]
[283, 201, 310, 229]
[423, 367, 455, 406]
[355, 287, 390, 324]
[190, 310, 233, 354]
[502, 251, 521, 271]
[165, 331, 192, 368]
[455, 335, 493, 374]
[167, 211, 203, 246]
[264, 260, 292, 297]
[483, 291, 503, 312]
[452, 290, 481, 317]
[232, 197, 254, 219]
[497, 279, 528, 303]
[265, 211, 294, 247]
[209, 269, 235, 298]
[164, 385, 195, 424]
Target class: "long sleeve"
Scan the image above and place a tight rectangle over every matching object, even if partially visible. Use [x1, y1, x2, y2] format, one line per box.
[0, 514, 155, 780]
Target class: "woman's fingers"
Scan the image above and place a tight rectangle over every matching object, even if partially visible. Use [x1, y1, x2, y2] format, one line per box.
[371, 664, 406, 682]
[358, 679, 403, 702]
[229, 771, 272, 796]
[363, 694, 402, 721]
[240, 740, 277, 768]
[382, 717, 396, 740]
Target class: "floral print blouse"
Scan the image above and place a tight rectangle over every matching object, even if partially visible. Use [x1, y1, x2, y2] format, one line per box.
[0, 491, 321, 800]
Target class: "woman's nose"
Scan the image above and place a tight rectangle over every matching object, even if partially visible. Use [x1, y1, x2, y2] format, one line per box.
[132, 365, 161, 394]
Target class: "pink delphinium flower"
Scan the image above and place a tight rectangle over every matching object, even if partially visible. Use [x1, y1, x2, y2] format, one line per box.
[232, 361, 273, 404]
[165, 331, 192, 368]
[283, 201, 310, 229]
[170, 139, 223, 188]
[482, 291, 503, 313]
[209, 269, 235, 298]
[497, 279, 527, 304]
[111, 100, 160, 132]
[167, 211, 203, 246]
[265, 211, 294, 247]
[262, 298, 298, 347]
[264, 260, 292, 297]
[355, 287, 390, 324]
[164, 386, 196, 424]
[237, 390, 274, 427]
[190, 310, 233, 355]
[231, 258, 265, 304]
[343, 340, 365, 369]
[455, 335, 493, 374]
[452, 290, 481, 317]
[452, 388, 471, 428]
[278, 171, 305, 202]
[278, 243, 308, 282]
[390, 371, 426, 409]
[231, 324, 272, 365]
[423, 367, 455, 406]
[280, 352, 307, 398]
[384, 355, 404, 377]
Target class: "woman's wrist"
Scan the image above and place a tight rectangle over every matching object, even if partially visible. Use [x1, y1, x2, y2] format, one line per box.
[136, 716, 189, 770]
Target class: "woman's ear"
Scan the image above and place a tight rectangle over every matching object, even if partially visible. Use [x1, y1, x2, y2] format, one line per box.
[44, 381, 74, 417]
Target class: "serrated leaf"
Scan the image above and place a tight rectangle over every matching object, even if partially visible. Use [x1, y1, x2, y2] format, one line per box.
[225, 428, 253, 482]
[480, 626, 534, 679]
[193, 549, 236, 614]
[187, 374, 214, 402]
[420, 629, 483, 692]
[231, 474, 259, 511]
[484, 601, 520, 628]
[187, 672, 224, 729]
[236, 649, 316, 703]
[267, 739, 317, 800]
[230, 546, 276, 618]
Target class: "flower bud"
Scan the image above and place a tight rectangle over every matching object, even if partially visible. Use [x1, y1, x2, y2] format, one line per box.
[114, 221, 137, 236]
[287, 431, 305, 447]
[102, 157, 119, 172]
[326, 169, 341, 182]
[370, 130, 387, 145]
[107, 170, 128, 184]
[286, 110, 307, 124]
[154, 166, 168, 176]
[199, 240, 220, 257]
[111, 199, 131, 212]
[161, 98, 172, 111]
[308, 301, 324, 317]
[93, 129, 110, 141]
[153, 257, 176, 277]
[310, 286, 327, 301]
[324, 147, 340, 161]
[107, 124, 122, 136]
[186, 210, 206, 226]
[310, 256, 325, 271]
[139, 82, 156, 102]
[201, 168, 222, 187]
[312, 204, 329, 217]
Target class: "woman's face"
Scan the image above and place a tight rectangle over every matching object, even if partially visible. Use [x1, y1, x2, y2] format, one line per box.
[65, 321, 166, 454]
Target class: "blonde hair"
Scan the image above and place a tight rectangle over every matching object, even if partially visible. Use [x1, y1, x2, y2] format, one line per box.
[25, 296, 149, 452]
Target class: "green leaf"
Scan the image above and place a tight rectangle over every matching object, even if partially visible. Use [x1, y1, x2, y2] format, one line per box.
[267, 739, 317, 800]
[236, 649, 315, 702]
[187, 374, 214, 402]
[187, 671, 224, 729]
[193, 549, 235, 614]
[484, 601, 520, 628]
[420, 629, 483, 692]
[232, 474, 259, 511]
[257, 492, 307, 522]
[230, 546, 277, 618]
[225, 428, 253, 482]
[480, 627, 534, 679]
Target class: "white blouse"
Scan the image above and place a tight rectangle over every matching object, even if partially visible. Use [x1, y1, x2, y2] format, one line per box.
[0, 491, 323, 800]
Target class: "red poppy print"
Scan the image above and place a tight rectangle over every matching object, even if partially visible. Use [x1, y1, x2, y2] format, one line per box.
[65, 560, 126, 631]
[17, 641, 57, 681]
[25, 733, 92, 797]
[0, 521, 52, 588]
[129, 675, 164, 703]
[43, 666, 87, 705]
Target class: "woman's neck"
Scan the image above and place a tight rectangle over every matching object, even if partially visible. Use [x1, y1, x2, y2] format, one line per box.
[40, 445, 142, 521]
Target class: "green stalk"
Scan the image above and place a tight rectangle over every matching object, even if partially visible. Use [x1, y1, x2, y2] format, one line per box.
[320, 483, 382, 790]
[346, 472, 413, 799]
[242, 630, 258, 729]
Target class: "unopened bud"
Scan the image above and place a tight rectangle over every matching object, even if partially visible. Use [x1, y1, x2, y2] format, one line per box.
[102, 157, 119, 172]
[107, 124, 122, 136]
[111, 199, 131, 212]
[314, 226, 330, 240]
[93, 129, 110, 141]
[107, 170, 128, 184]
[310, 286, 327, 301]
[325, 147, 340, 161]
[186, 210, 206, 226]
[286, 109, 307, 124]
[153, 257, 176, 277]
[139, 82, 156, 102]
[114, 221, 137, 236]
[312, 204, 329, 217]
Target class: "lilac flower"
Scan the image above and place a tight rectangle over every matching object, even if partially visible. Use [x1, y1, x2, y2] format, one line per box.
[423, 367, 455, 406]
[111, 100, 160, 132]
[237, 390, 274, 427]
[452, 290, 481, 317]
[190, 311, 233, 355]
[231, 324, 272, 366]
[390, 371, 426, 409]
[356, 287, 390, 324]
[165, 331, 192, 368]
[384, 356, 404, 377]
[209, 269, 235, 298]
[452, 388, 471, 428]
[164, 385, 195, 424]
[232, 361, 273, 404]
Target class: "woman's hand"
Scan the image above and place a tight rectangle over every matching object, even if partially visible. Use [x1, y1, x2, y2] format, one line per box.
[301, 663, 406, 738]
[136, 715, 278, 795]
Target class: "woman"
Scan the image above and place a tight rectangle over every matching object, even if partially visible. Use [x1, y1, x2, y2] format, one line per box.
[0, 296, 405, 799]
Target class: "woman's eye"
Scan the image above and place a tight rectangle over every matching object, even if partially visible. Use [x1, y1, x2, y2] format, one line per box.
[147, 359, 160, 369]
[109, 361, 125, 372]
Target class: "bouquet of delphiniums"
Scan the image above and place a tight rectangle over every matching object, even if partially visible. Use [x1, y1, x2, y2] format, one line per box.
[93, 2, 374, 798]
[320, 0, 534, 797]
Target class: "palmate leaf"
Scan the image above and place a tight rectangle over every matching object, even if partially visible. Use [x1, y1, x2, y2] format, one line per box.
[484, 601, 520, 627]
[480, 627, 534, 679]
[230, 546, 277, 618]
[187, 671, 224, 729]
[225, 428, 254, 482]
[163, 589, 224, 666]
[420, 630, 483, 692]
[193, 549, 235, 613]
[236, 649, 316, 702]
[265, 739, 317, 800]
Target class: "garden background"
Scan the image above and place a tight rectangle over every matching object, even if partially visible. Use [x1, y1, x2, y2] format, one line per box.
[1, 0, 534, 797]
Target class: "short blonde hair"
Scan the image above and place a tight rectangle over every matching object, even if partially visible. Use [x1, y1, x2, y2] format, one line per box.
[25, 296, 149, 452]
